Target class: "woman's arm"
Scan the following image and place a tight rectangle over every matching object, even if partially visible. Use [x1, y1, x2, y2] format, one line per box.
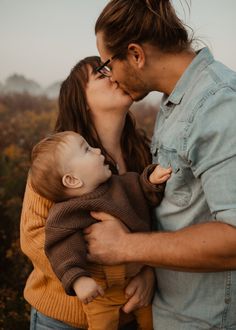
[20, 176, 55, 276]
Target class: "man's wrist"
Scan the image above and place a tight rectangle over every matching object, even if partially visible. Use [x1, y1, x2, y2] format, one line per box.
[120, 232, 141, 263]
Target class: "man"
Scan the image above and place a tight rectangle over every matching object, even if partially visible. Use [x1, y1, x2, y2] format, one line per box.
[84, 0, 236, 328]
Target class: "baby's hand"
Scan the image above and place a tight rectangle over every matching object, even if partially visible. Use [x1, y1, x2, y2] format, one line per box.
[73, 276, 104, 304]
[149, 165, 172, 185]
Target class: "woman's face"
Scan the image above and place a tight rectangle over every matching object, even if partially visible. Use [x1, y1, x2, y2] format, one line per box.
[85, 66, 133, 115]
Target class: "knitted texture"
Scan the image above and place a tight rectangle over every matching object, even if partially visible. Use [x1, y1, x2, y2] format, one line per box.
[20, 176, 88, 328]
[45, 164, 165, 295]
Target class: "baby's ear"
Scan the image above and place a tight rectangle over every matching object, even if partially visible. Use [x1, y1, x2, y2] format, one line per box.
[62, 174, 83, 189]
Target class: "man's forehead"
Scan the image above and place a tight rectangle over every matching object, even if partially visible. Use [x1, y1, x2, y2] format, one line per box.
[96, 32, 111, 61]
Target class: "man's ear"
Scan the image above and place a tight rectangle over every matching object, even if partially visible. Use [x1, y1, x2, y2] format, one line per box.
[127, 43, 145, 69]
[62, 174, 83, 189]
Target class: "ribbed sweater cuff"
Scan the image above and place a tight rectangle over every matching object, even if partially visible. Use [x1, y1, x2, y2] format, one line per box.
[142, 164, 166, 192]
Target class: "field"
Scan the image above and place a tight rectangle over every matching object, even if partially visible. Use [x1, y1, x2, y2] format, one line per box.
[0, 93, 158, 329]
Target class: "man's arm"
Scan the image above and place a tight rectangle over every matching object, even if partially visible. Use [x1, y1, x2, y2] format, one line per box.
[84, 212, 236, 271]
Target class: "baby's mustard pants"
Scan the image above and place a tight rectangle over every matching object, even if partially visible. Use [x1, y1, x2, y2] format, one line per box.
[82, 264, 153, 330]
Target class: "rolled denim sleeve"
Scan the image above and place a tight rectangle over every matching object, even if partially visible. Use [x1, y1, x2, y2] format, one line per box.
[201, 156, 236, 225]
[188, 86, 236, 226]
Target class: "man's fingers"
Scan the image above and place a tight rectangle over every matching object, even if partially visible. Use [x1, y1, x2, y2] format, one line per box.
[124, 282, 137, 299]
[83, 222, 101, 235]
[122, 295, 139, 313]
[83, 226, 92, 235]
[90, 211, 116, 221]
[86, 253, 94, 262]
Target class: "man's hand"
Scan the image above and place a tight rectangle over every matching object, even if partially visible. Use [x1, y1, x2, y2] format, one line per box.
[73, 276, 104, 304]
[123, 266, 155, 313]
[83, 211, 129, 265]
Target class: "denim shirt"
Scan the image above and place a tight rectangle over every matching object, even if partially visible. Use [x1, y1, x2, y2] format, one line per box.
[151, 48, 236, 329]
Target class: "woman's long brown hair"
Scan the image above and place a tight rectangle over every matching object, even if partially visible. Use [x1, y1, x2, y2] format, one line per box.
[54, 56, 151, 174]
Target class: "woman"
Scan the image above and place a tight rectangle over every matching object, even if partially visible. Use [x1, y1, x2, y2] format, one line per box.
[20, 56, 155, 329]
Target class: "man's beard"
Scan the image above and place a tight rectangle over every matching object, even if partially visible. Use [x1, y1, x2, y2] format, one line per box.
[133, 91, 149, 102]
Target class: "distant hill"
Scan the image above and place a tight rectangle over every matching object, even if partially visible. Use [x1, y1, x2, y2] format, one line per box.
[0, 74, 61, 99]
[0, 74, 162, 105]
[45, 81, 61, 99]
[4, 74, 42, 95]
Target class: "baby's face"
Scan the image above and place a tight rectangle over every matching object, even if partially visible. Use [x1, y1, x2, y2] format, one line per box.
[60, 133, 112, 191]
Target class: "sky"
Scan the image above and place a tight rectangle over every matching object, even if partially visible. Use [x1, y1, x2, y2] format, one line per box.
[1, 0, 236, 92]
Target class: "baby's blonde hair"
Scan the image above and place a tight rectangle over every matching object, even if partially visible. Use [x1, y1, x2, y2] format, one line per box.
[30, 131, 75, 202]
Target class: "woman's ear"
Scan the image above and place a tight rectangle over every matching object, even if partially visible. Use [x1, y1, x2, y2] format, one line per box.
[62, 174, 83, 189]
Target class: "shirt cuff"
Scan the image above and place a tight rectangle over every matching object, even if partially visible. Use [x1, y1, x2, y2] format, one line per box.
[214, 209, 236, 227]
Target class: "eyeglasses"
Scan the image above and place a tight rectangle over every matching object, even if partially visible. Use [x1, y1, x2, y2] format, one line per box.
[96, 54, 120, 77]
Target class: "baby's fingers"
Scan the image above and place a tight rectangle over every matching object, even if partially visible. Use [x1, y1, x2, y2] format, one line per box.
[157, 173, 171, 183]
[82, 297, 92, 304]
[150, 165, 172, 184]
[82, 289, 103, 305]
[157, 165, 172, 175]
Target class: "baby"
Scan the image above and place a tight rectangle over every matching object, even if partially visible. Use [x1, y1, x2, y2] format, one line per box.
[30, 131, 171, 330]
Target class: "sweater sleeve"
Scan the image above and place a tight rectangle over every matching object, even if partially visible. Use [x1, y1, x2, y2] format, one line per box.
[20, 175, 58, 278]
[140, 164, 166, 207]
[45, 201, 93, 296]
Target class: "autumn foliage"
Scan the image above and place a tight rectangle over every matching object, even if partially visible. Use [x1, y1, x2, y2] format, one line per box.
[0, 93, 158, 329]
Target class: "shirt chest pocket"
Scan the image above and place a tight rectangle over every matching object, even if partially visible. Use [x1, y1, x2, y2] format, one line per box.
[152, 144, 192, 207]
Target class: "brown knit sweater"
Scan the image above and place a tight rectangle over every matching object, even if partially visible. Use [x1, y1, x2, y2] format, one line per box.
[45, 164, 165, 296]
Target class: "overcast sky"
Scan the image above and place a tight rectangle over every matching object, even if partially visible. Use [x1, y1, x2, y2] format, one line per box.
[1, 0, 236, 89]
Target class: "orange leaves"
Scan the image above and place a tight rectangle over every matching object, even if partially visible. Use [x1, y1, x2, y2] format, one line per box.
[3, 144, 24, 160]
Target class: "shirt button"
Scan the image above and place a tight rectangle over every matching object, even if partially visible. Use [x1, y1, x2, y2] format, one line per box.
[225, 297, 231, 304]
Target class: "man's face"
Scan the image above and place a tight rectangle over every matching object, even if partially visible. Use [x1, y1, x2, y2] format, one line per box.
[96, 32, 150, 102]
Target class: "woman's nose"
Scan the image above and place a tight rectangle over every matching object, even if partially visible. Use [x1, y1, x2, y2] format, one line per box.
[109, 75, 115, 83]
[94, 148, 101, 155]
[110, 79, 118, 89]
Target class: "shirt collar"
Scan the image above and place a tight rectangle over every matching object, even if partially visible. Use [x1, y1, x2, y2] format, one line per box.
[162, 47, 214, 108]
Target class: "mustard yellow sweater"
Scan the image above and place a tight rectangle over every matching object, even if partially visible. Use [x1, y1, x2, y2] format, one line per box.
[20, 176, 88, 328]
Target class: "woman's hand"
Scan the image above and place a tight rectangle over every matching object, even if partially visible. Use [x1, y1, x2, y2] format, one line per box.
[84, 211, 130, 265]
[122, 266, 156, 313]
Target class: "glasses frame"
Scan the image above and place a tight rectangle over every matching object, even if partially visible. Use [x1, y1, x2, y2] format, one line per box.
[96, 54, 121, 77]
